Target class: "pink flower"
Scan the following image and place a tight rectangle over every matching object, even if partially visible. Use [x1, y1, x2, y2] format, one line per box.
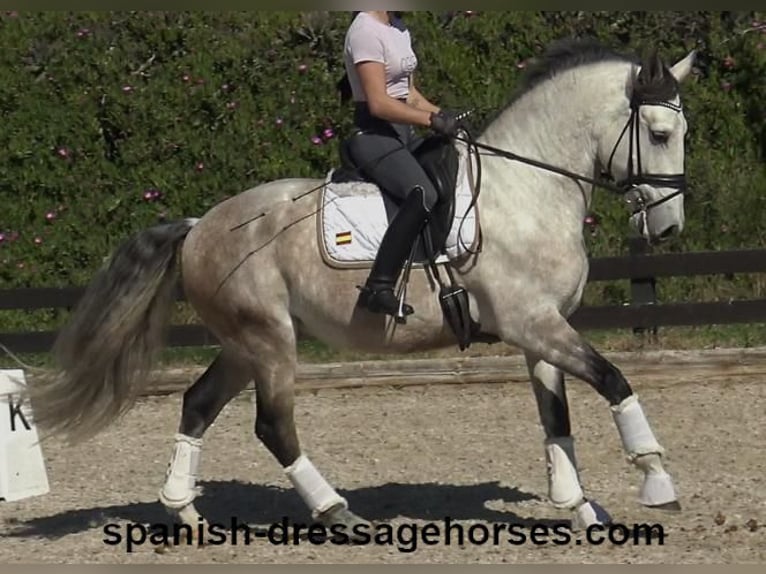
[33, 236, 43, 245]
[275, 117, 284, 126]
[722, 55, 735, 69]
[226, 101, 238, 110]
[76, 27, 90, 38]
[17, 262, 25, 269]
[0, 233, 5, 243]
[310, 135, 322, 145]
[464, 11, 476, 16]
[322, 127, 335, 140]
[143, 188, 161, 201]
[56, 147, 70, 159]
[45, 211, 57, 222]
[182, 73, 191, 82]
[195, 161, 205, 172]
[298, 63, 308, 73]
[122, 85, 133, 93]
[516, 60, 527, 69]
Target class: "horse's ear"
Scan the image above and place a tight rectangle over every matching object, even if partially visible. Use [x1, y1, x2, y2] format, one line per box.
[669, 49, 697, 83]
[637, 47, 665, 83]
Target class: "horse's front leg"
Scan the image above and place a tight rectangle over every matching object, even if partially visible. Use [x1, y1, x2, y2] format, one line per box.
[525, 352, 612, 528]
[505, 307, 680, 512]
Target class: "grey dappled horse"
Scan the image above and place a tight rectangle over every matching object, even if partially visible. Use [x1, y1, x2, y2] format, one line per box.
[30, 41, 696, 532]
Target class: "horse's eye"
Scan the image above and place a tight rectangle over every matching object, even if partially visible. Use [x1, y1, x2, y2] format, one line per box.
[650, 130, 670, 145]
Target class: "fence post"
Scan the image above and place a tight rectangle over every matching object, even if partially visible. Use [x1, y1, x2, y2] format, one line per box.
[629, 236, 657, 336]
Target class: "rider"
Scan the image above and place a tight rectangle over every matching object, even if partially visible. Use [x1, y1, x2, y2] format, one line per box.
[341, 10, 460, 318]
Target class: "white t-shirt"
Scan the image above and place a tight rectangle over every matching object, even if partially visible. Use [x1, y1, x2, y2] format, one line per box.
[343, 12, 418, 102]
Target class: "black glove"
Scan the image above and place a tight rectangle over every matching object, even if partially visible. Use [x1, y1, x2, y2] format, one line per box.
[429, 109, 460, 137]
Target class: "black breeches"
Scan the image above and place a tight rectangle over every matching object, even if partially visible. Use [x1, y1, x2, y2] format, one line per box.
[345, 129, 440, 211]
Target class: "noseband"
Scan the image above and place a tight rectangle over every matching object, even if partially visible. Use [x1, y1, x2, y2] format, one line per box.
[603, 96, 687, 214]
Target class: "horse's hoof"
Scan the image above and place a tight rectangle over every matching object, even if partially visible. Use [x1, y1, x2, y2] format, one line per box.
[639, 470, 679, 508]
[571, 499, 613, 531]
[166, 502, 206, 527]
[316, 504, 372, 543]
[648, 500, 682, 512]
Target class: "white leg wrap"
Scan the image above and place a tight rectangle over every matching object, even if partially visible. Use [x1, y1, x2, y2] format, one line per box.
[544, 437, 584, 509]
[159, 434, 202, 509]
[284, 454, 347, 518]
[610, 394, 664, 460]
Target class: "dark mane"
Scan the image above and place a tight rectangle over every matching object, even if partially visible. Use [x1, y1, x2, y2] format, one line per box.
[477, 38, 679, 134]
[514, 37, 634, 99]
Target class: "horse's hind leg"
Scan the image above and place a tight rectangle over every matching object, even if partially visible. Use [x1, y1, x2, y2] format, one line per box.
[525, 352, 612, 528]
[507, 308, 679, 511]
[159, 347, 252, 526]
[239, 317, 371, 534]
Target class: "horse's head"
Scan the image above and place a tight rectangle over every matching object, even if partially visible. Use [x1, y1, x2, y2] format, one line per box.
[599, 48, 696, 243]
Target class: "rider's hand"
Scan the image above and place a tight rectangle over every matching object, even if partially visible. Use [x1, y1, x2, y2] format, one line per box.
[429, 109, 460, 137]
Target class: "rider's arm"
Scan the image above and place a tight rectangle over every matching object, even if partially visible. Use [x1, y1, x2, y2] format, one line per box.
[407, 76, 441, 114]
[355, 61, 433, 127]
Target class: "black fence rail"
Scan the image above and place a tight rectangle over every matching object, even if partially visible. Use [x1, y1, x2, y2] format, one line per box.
[2, 241, 766, 354]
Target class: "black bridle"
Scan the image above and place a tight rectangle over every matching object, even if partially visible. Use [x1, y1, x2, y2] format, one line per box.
[455, 95, 687, 217]
[603, 96, 687, 213]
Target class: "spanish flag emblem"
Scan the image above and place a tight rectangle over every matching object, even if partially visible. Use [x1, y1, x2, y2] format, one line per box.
[335, 231, 352, 246]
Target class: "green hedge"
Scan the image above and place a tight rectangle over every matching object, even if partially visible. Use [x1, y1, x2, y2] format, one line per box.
[0, 11, 764, 308]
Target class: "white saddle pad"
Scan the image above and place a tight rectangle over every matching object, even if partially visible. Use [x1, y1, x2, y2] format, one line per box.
[318, 139, 480, 269]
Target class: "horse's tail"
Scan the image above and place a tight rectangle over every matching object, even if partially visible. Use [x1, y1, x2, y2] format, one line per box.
[28, 218, 198, 444]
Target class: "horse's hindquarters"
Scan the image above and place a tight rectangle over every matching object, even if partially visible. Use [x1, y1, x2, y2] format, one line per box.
[180, 180, 457, 355]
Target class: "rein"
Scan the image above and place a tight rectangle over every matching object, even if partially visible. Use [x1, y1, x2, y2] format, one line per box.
[455, 96, 687, 216]
[454, 134, 627, 195]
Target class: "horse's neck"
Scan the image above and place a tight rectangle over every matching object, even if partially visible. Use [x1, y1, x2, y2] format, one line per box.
[479, 64, 625, 223]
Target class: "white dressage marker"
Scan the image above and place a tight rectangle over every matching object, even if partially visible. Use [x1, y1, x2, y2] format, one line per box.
[0, 369, 49, 502]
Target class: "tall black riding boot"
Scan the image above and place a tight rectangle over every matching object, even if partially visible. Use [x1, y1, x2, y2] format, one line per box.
[358, 185, 431, 317]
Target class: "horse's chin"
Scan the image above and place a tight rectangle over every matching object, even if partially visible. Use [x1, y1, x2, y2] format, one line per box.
[655, 224, 680, 242]
[629, 211, 681, 244]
